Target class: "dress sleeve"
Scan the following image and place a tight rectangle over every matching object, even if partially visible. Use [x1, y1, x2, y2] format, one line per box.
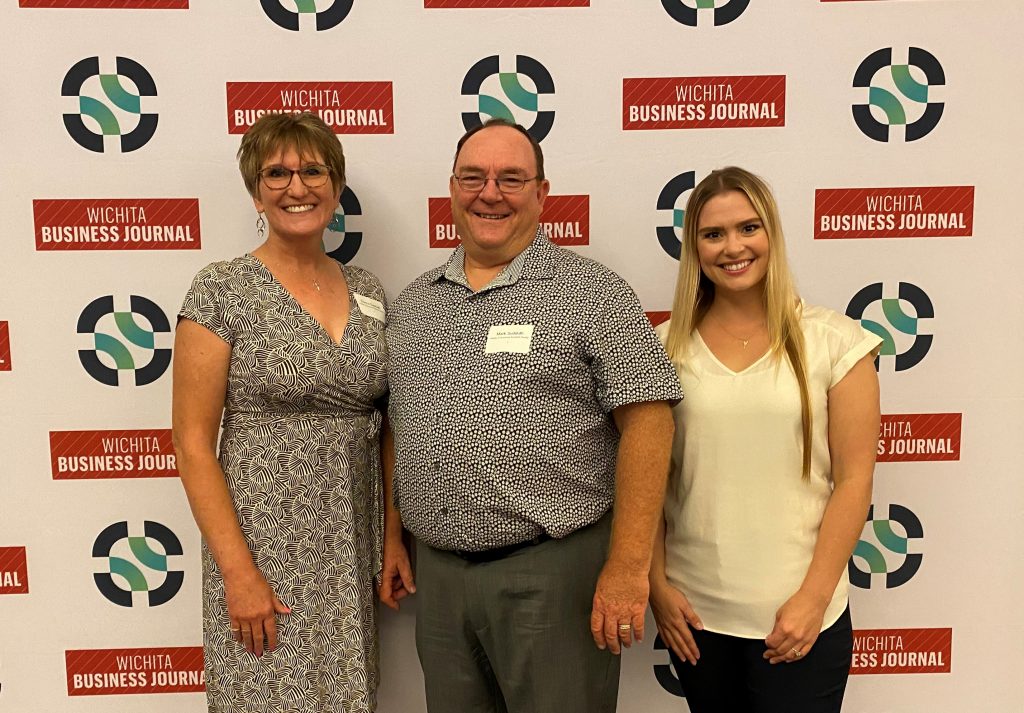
[346, 264, 389, 323]
[178, 262, 233, 344]
[818, 307, 883, 389]
[585, 278, 684, 412]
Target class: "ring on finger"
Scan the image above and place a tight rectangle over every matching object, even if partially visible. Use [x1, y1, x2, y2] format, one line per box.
[618, 624, 631, 632]
[791, 647, 803, 658]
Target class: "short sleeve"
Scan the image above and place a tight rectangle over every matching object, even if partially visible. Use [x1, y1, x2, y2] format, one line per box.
[585, 278, 684, 412]
[807, 305, 883, 389]
[345, 264, 389, 324]
[179, 262, 233, 344]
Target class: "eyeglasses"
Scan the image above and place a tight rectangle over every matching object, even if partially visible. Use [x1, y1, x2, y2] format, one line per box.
[258, 164, 332, 190]
[452, 175, 538, 194]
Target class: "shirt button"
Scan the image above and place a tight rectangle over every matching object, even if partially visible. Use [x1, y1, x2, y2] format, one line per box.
[439, 507, 449, 516]
[431, 460, 440, 471]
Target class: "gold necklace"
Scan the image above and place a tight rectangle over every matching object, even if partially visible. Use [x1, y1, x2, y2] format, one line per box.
[256, 251, 330, 293]
[311, 261, 338, 292]
[311, 259, 344, 292]
[709, 312, 765, 348]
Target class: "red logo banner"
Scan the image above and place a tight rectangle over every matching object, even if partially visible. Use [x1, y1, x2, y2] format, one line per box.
[227, 82, 394, 134]
[20, 1, 187, 7]
[0, 547, 29, 594]
[645, 311, 671, 328]
[623, 75, 786, 130]
[0, 322, 10, 372]
[877, 414, 962, 462]
[33, 199, 200, 251]
[66, 647, 205, 695]
[428, 195, 590, 248]
[851, 628, 952, 674]
[815, 187, 974, 239]
[50, 429, 178, 479]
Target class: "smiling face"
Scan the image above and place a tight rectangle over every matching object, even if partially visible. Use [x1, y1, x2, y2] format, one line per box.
[449, 125, 550, 263]
[695, 189, 770, 295]
[252, 145, 341, 244]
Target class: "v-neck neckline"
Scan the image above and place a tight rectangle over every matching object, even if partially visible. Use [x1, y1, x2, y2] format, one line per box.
[246, 254, 356, 347]
[694, 328, 770, 376]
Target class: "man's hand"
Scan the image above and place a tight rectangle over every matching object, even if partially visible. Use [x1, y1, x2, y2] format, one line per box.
[590, 559, 649, 654]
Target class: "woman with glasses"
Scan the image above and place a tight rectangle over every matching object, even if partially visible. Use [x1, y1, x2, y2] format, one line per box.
[172, 112, 387, 712]
[650, 167, 881, 712]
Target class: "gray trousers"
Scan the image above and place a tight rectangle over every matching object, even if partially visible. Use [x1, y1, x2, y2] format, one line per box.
[415, 514, 620, 713]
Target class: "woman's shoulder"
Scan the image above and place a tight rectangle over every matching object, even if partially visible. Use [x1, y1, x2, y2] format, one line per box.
[180, 256, 259, 330]
[799, 302, 862, 336]
[340, 262, 386, 300]
[191, 254, 258, 281]
[798, 301, 880, 361]
[654, 317, 700, 367]
[185, 255, 259, 293]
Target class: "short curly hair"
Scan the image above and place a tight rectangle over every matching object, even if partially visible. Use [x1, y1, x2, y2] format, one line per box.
[237, 112, 346, 198]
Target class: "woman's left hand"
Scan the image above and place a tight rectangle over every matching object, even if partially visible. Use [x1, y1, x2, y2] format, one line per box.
[763, 589, 828, 664]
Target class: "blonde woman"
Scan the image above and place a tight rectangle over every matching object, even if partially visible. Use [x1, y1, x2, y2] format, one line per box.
[650, 167, 881, 712]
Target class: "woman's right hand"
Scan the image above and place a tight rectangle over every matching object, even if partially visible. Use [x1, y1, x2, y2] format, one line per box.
[224, 567, 291, 657]
[650, 580, 704, 665]
[175, 319, 290, 657]
[378, 532, 416, 611]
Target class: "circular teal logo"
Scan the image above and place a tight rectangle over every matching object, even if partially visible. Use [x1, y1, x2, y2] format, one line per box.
[62, 56, 157, 153]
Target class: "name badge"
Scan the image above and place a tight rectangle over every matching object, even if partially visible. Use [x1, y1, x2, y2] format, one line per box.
[485, 324, 534, 354]
[354, 293, 386, 322]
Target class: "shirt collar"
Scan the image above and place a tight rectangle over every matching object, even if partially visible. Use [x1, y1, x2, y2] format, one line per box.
[437, 227, 555, 291]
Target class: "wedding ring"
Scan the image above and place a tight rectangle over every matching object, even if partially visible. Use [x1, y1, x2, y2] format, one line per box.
[618, 624, 631, 631]
[791, 648, 803, 658]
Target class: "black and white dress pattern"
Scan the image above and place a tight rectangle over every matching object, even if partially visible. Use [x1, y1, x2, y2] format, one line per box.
[180, 255, 387, 713]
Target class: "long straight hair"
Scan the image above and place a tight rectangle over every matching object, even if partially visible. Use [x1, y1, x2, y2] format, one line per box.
[664, 167, 813, 480]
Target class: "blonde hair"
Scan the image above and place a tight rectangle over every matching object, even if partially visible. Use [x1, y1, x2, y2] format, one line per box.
[664, 167, 813, 480]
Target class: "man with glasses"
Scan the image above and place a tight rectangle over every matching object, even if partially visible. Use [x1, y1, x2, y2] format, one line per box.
[381, 118, 682, 712]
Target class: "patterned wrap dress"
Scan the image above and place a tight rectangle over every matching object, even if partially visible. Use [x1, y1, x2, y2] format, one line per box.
[179, 255, 387, 713]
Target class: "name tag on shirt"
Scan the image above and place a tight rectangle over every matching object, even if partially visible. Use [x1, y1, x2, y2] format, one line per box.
[354, 293, 386, 322]
[485, 324, 534, 354]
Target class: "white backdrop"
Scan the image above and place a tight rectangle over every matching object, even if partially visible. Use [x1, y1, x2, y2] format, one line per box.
[2, 1, 1023, 711]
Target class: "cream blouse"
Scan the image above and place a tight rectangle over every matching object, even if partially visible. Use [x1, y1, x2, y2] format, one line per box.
[656, 303, 882, 638]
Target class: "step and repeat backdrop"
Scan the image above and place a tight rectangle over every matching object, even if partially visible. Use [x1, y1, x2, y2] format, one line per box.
[2, 1, 1022, 712]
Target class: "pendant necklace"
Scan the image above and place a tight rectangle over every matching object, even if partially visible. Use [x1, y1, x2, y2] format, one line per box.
[710, 312, 764, 348]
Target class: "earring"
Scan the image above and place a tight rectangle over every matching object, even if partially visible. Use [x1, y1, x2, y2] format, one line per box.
[256, 213, 266, 240]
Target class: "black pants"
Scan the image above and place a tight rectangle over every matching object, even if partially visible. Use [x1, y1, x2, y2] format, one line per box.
[670, 607, 852, 713]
